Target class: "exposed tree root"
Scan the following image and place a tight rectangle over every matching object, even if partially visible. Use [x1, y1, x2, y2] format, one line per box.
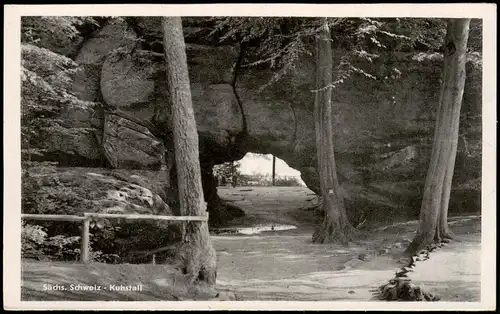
[405, 226, 454, 256]
[312, 228, 350, 245]
[373, 277, 440, 301]
[440, 228, 455, 240]
[173, 223, 217, 286]
[312, 219, 359, 245]
[207, 201, 245, 228]
[374, 241, 448, 301]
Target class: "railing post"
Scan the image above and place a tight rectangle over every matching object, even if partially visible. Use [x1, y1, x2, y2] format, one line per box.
[22, 213, 210, 264]
[81, 217, 90, 263]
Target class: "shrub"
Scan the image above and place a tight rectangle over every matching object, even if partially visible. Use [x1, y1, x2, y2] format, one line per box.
[21, 221, 122, 263]
[43, 234, 81, 261]
[21, 222, 48, 259]
[274, 176, 303, 187]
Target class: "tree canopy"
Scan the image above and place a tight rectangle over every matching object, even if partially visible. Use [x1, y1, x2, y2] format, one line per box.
[207, 17, 481, 91]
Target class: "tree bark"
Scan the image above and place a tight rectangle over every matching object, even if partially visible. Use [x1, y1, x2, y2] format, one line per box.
[312, 18, 355, 245]
[161, 17, 216, 285]
[406, 19, 470, 255]
[201, 160, 245, 227]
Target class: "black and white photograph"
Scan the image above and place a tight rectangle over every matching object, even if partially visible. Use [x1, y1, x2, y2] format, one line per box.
[3, 3, 496, 311]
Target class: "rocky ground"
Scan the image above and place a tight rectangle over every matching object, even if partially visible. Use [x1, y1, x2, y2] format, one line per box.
[21, 186, 481, 302]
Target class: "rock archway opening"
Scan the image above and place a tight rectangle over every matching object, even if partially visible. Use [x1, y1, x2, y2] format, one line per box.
[214, 153, 307, 188]
[206, 153, 319, 233]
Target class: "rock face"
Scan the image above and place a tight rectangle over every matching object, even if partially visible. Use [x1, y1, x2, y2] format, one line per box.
[23, 167, 173, 217]
[102, 113, 166, 170]
[73, 18, 137, 102]
[29, 17, 482, 224]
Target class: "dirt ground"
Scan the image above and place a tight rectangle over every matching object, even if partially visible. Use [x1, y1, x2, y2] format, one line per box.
[213, 186, 481, 301]
[21, 186, 481, 302]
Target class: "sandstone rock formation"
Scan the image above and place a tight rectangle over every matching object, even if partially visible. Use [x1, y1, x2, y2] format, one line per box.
[27, 17, 482, 227]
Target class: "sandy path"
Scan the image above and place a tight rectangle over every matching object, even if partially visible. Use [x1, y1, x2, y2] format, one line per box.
[213, 234, 397, 300]
[214, 187, 481, 301]
[407, 237, 481, 301]
[213, 233, 481, 301]
[217, 186, 319, 228]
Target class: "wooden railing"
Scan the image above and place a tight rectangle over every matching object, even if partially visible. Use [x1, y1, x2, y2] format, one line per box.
[21, 212, 208, 263]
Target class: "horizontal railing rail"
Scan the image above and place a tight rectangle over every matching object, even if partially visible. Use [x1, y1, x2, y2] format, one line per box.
[21, 212, 208, 263]
[21, 214, 87, 222]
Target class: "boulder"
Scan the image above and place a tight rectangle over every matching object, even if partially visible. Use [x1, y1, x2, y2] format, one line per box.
[23, 167, 172, 217]
[100, 52, 155, 114]
[102, 113, 165, 170]
[73, 18, 137, 102]
[57, 103, 102, 130]
[37, 126, 104, 166]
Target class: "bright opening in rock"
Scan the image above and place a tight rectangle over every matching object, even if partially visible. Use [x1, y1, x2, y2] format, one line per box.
[210, 153, 316, 234]
[213, 153, 306, 187]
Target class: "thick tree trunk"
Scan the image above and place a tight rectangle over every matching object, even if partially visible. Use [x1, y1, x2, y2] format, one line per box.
[200, 160, 245, 227]
[406, 19, 470, 255]
[161, 17, 216, 285]
[312, 19, 355, 245]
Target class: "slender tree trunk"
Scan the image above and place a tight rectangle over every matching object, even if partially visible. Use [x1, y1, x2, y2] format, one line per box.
[161, 17, 216, 285]
[312, 18, 355, 245]
[230, 161, 236, 188]
[272, 155, 276, 186]
[406, 19, 470, 255]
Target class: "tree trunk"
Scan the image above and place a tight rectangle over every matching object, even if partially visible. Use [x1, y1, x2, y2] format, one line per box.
[161, 17, 216, 285]
[272, 155, 276, 186]
[201, 160, 245, 227]
[230, 161, 236, 188]
[405, 19, 470, 255]
[312, 18, 355, 245]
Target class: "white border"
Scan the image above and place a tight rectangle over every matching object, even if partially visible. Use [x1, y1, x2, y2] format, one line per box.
[3, 3, 497, 311]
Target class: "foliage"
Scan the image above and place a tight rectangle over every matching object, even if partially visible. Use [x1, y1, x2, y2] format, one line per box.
[213, 161, 242, 184]
[21, 16, 99, 56]
[21, 162, 92, 217]
[237, 173, 303, 187]
[21, 221, 116, 262]
[84, 217, 181, 264]
[208, 17, 481, 94]
[21, 44, 98, 161]
[209, 17, 446, 92]
[21, 222, 48, 259]
[21, 212, 179, 263]
[22, 161, 59, 213]
[468, 19, 483, 54]
[43, 234, 82, 261]
[237, 173, 270, 186]
[274, 176, 303, 187]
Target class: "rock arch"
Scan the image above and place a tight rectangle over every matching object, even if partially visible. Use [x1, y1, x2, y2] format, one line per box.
[37, 17, 481, 226]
